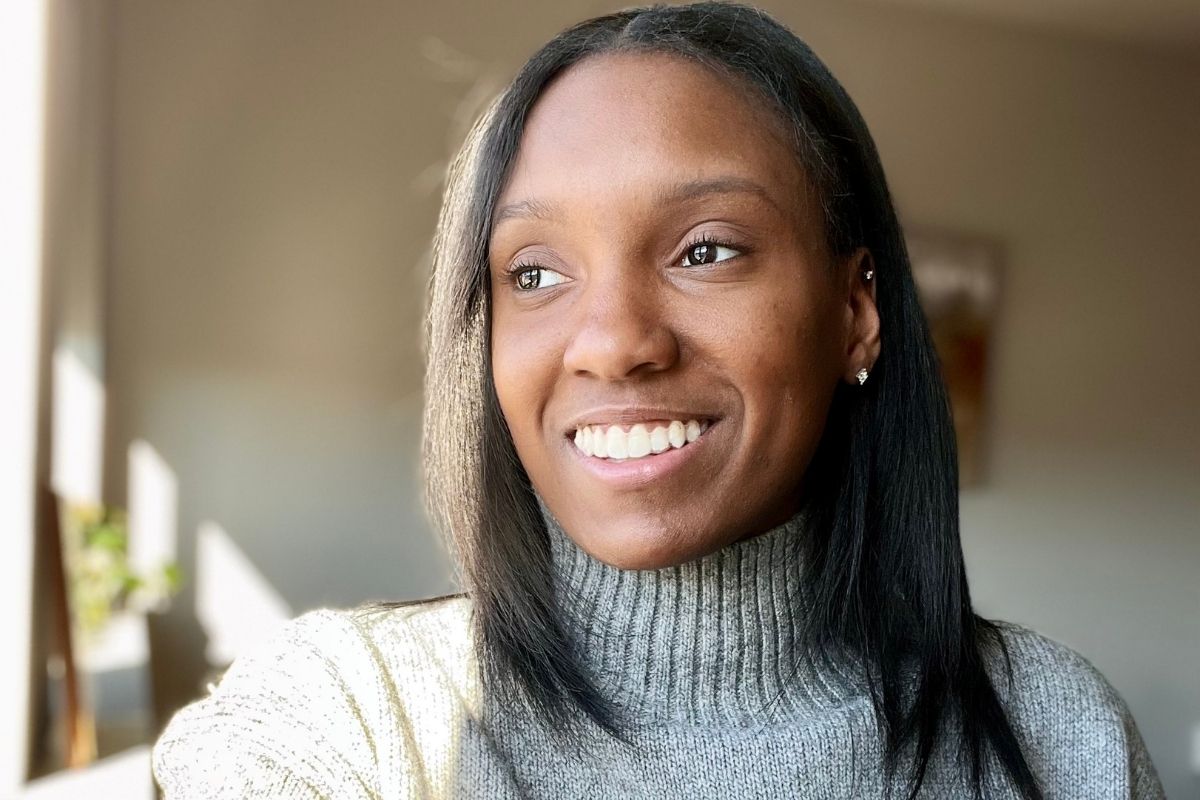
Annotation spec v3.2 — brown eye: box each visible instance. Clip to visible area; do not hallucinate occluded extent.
[687,243,715,265]
[511,265,568,292]
[681,240,739,268]
[516,269,540,290]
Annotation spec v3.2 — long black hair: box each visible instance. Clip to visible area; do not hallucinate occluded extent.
[422,4,1042,798]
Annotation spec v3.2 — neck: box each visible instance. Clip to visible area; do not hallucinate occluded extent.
[539,501,856,725]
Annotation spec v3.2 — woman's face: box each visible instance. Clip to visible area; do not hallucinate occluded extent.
[489,53,879,569]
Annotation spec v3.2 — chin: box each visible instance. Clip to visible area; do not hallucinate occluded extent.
[569,513,723,571]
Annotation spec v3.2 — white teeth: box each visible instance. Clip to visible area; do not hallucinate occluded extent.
[667,421,686,449]
[606,426,628,459]
[627,424,651,458]
[572,419,710,461]
[592,426,607,458]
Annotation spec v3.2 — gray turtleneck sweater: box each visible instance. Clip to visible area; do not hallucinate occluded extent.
[153,511,1165,798]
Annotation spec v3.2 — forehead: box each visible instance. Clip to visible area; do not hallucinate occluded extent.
[496,52,806,215]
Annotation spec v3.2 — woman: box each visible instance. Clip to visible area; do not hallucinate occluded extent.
[154,4,1164,798]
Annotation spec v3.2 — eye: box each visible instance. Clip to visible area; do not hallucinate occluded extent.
[512,265,569,291]
[680,238,741,267]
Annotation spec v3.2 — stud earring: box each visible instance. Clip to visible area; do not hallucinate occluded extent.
[862,269,874,282]
[856,368,869,385]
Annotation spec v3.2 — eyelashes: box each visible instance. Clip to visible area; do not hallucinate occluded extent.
[503,234,747,293]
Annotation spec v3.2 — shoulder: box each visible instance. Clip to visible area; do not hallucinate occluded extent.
[349,593,474,651]
[216,595,477,710]
[985,621,1124,711]
[240,593,473,658]
[349,594,476,689]
[982,621,1165,797]
[153,595,477,799]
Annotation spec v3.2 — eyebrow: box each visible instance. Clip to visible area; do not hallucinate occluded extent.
[491,175,783,227]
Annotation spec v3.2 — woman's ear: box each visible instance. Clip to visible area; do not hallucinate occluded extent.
[841,247,881,384]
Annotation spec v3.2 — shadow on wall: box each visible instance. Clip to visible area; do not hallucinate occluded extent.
[45,346,302,774]
[127,442,296,727]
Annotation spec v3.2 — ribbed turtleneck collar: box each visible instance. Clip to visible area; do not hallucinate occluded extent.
[539,502,857,726]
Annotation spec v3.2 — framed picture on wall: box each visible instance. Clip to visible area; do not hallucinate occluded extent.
[904,229,1003,487]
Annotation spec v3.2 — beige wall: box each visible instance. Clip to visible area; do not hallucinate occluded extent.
[101,0,1199,795]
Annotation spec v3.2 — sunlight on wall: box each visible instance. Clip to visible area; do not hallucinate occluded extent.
[126,440,178,577]
[50,347,105,505]
[0,0,48,792]
[19,745,153,800]
[195,521,292,666]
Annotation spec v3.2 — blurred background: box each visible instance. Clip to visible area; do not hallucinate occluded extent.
[2,0,1197,797]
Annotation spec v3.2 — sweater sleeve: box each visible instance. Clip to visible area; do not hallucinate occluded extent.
[1120,695,1166,800]
[152,610,391,800]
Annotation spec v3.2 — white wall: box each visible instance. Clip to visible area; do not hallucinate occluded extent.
[103,1,1199,795]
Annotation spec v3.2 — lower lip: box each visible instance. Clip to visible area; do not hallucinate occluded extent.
[565,423,718,489]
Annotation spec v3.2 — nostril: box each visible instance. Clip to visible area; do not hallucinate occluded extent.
[561,309,680,380]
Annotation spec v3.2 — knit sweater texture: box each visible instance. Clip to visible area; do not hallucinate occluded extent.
[153,509,1165,798]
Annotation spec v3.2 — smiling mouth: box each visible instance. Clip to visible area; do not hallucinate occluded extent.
[571,419,713,461]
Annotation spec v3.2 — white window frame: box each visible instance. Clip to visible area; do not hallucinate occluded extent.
[0,0,49,793]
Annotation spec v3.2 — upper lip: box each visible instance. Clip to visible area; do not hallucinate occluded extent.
[563,406,720,434]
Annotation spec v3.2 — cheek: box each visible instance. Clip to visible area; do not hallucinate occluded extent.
[717,290,839,452]
[715,289,835,381]
[489,305,558,447]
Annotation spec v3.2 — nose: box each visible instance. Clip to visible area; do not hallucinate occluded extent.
[562,273,680,381]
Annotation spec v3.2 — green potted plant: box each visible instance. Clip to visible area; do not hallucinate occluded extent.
[53,502,183,766]
[64,503,182,639]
